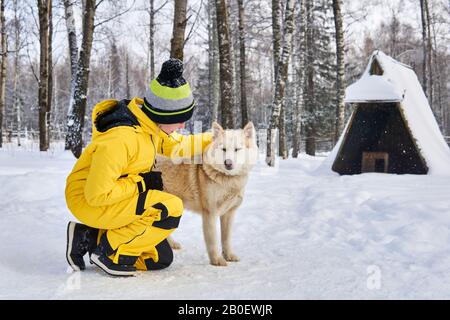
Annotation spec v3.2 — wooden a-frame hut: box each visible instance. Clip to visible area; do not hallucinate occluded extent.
[326,50,450,175]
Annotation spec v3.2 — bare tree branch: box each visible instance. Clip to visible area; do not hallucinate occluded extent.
[94,0,136,29]
[184,0,204,46]
[26,46,39,84]
[154,0,169,14]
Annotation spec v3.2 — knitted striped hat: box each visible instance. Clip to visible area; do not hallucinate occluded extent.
[142,58,195,124]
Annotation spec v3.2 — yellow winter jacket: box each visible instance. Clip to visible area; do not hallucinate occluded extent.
[65,97,212,210]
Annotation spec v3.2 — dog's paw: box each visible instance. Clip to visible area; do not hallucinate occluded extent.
[167,237,182,250]
[210,256,228,267]
[169,240,182,250]
[223,252,240,262]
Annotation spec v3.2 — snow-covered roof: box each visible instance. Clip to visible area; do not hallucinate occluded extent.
[320,50,450,175]
[345,75,403,103]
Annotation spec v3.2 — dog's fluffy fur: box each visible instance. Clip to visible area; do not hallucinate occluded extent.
[157,122,258,266]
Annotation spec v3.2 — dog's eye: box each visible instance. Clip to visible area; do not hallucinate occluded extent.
[235,148,242,152]
[222,148,227,152]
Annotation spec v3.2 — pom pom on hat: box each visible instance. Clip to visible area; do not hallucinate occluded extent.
[156,58,186,87]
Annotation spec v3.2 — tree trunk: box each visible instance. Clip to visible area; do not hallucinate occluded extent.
[272,0,281,85]
[12,0,21,147]
[65,0,96,158]
[419,0,428,96]
[63,0,78,93]
[110,40,121,98]
[424,0,433,110]
[208,0,219,123]
[48,0,53,146]
[271,0,287,158]
[291,67,301,158]
[38,0,50,151]
[170,0,187,61]
[149,0,155,80]
[125,51,131,98]
[63,0,78,151]
[431,15,443,130]
[389,12,399,58]
[266,0,296,166]
[332,0,345,145]
[0,0,6,148]
[237,0,248,126]
[292,0,306,158]
[304,0,315,156]
[107,50,112,96]
[215,0,235,129]
[278,103,287,158]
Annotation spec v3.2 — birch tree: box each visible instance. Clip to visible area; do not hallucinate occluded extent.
[237,0,248,126]
[429,0,447,131]
[47,0,53,144]
[65,0,96,158]
[170,0,188,61]
[146,0,168,82]
[62,0,78,94]
[332,0,345,144]
[304,0,315,156]
[0,0,6,148]
[271,0,287,158]
[272,0,281,83]
[125,51,131,98]
[12,0,22,147]
[148,0,155,81]
[38,0,51,151]
[109,39,121,98]
[420,0,429,100]
[215,0,235,129]
[420,0,433,109]
[292,0,306,158]
[266,0,296,166]
[208,0,219,122]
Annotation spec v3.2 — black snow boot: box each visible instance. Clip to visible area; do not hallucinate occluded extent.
[66,221,99,271]
[89,233,138,277]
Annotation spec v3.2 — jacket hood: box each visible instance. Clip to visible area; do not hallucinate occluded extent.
[91,99,139,140]
[91,98,171,140]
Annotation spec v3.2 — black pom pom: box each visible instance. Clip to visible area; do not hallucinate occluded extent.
[157,58,186,87]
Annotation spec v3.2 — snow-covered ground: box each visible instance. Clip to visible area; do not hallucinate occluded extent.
[1,144,449,299]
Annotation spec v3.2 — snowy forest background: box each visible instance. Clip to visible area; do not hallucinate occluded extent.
[0,0,448,160]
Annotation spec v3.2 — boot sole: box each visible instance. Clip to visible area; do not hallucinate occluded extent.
[90,254,137,277]
[66,221,81,272]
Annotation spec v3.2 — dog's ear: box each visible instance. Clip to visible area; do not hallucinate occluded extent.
[212,121,224,139]
[243,122,255,139]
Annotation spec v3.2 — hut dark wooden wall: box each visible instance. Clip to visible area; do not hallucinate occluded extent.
[332,103,428,175]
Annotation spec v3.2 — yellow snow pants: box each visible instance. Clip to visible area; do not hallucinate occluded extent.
[66,183,183,271]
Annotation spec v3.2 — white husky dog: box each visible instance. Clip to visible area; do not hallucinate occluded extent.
[157,122,258,266]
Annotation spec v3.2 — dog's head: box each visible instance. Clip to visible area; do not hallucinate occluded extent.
[204,122,258,176]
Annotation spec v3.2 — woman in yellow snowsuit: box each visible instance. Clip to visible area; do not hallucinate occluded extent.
[65,59,212,276]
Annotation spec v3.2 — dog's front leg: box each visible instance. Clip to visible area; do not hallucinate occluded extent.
[202,213,227,266]
[167,235,182,250]
[220,209,239,262]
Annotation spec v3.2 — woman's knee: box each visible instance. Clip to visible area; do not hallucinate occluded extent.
[144,191,184,217]
[169,195,184,217]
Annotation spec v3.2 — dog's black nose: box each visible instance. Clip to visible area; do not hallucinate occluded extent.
[224,159,234,170]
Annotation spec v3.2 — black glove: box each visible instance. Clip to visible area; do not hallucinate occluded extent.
[139,171,164,191]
